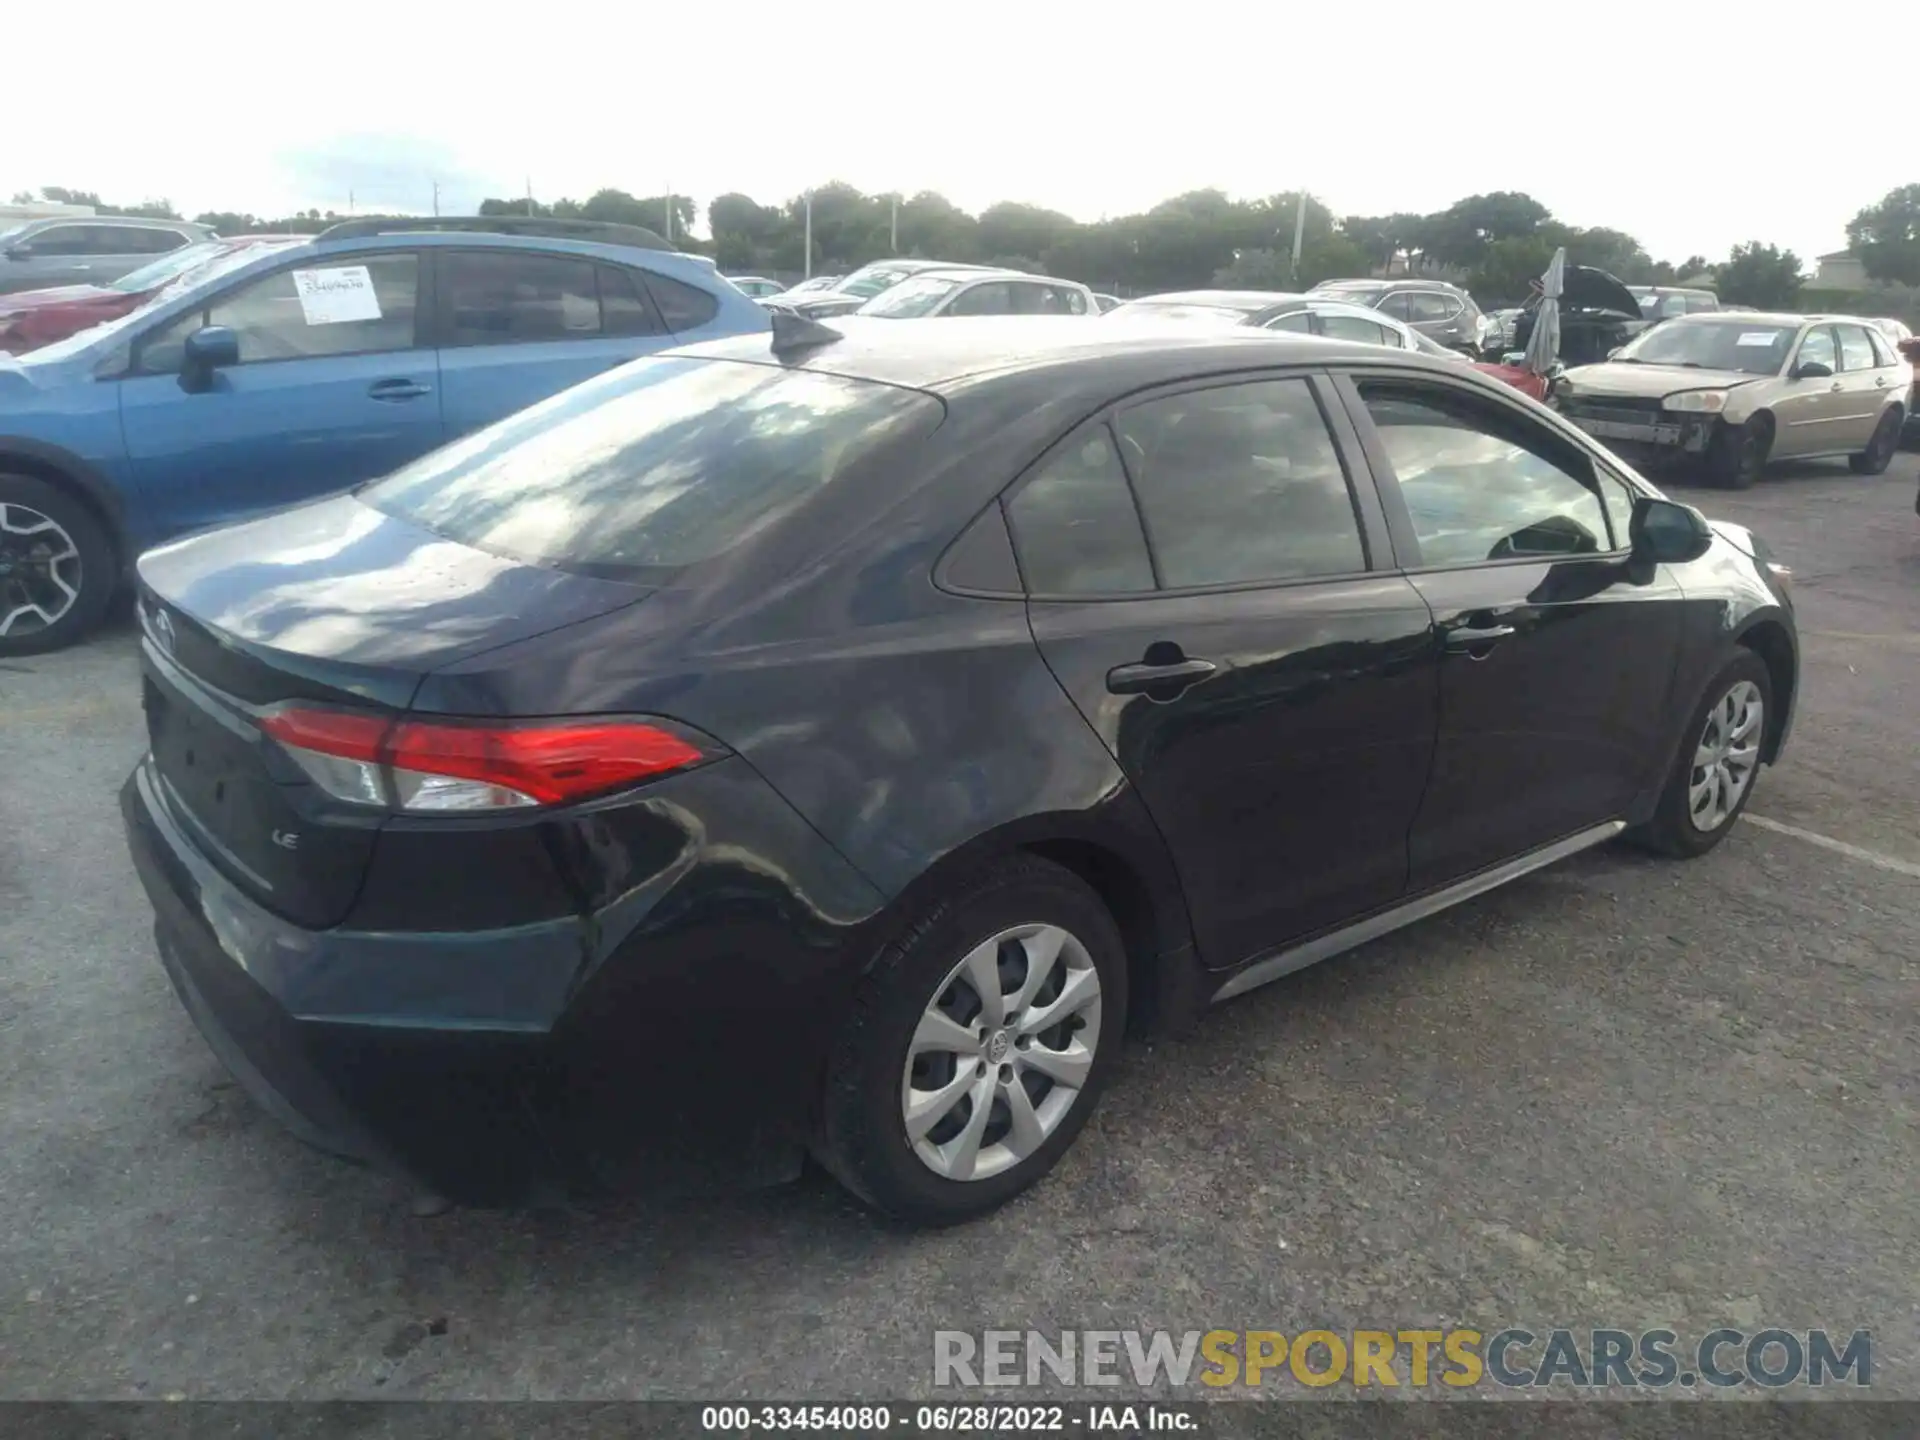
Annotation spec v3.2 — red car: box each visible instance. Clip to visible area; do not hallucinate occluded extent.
[0,235,295,354]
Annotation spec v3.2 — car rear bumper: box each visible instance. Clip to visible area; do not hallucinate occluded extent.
[120,752,886,1204]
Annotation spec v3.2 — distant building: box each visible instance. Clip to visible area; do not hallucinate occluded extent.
[1815,251,1868,289]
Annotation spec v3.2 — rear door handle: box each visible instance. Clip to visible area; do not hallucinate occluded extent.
[1443,624,1516,654]
[1106,658,1217,695]
[368,379,432,401]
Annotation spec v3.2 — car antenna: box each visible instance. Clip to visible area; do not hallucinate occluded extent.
[767,307,843,360]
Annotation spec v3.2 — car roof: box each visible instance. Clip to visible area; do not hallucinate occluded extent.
[1123,289,1313,310]
[1662,311,1808,327]
[669,314,1460,393]
[18,214,203,229]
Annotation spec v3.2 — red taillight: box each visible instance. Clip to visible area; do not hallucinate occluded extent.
[258,707,709,812]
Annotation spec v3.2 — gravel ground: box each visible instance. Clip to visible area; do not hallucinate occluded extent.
[0,456,1915,1402]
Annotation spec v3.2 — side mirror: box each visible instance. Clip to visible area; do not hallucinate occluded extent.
[4,244,32,261]
[1606,347,1623,360]
[178,325,239,392]
[1630,496,1713,564]
[1792,360,1833,380]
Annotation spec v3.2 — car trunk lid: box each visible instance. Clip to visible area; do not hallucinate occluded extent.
[135,494,647,928]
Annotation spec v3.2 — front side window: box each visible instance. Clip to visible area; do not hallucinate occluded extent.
[1006,429,1155,595]
[363,357,940,578]
[21,225,95,257]
[135,253,419,372]
[1356,379,1611,566]
[947,283,1016,317]
[1264,310,1313,333]
[1794,326,1838,373]
[859,275,962,318]
[443,250,601,345]
[1408,292,1460,323]
[1376,291,1413,320]
[1113,378,1366,588]
[1836,325,1880,373]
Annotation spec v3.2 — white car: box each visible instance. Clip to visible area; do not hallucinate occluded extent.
[856,268,1099,319]
[1108,289,1469,360]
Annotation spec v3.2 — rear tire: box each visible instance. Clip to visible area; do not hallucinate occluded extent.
[1630,652,1773,859]
[1707,416,1770,490]
[1848,407,1901,475]
[813,856,1128,1226]
[0,473,115,656]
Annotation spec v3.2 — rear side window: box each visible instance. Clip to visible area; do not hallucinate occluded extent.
[597,265,668,337]
[641,271,720,331]
[1007,429,1155,595]
[443,250,602,345]
[125,227,188,254]
[1114,378,1366,587]
[1318,313,1393,346]
[1836,325,1880,372]
[362,357,940,578]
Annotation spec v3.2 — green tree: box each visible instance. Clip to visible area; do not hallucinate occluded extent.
[1846,184,1920,285]
[1717,242,1804,308]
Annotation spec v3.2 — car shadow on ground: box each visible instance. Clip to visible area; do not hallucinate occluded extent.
[219,842,1664,1282]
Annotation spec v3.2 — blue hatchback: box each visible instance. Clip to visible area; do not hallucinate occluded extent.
[0,218,770,653]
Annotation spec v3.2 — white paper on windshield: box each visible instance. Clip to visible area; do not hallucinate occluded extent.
[292,266,382,326]
[1736,331,1779,347]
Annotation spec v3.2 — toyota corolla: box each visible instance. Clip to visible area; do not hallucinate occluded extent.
[121,316,1799,1225]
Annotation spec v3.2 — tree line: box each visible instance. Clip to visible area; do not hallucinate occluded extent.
[20,180,1920,312]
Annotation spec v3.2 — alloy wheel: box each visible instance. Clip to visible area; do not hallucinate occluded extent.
[901,922,1102,1182]
[1688,680,1764,832]
[0,502,83,640]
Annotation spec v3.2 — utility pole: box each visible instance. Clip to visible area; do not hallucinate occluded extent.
[890,194,898,253]
[804,191,813,279]
[525,177,535,218]
[432,180,440,217]
[1290,192,1308,283]
[665,189,674,244]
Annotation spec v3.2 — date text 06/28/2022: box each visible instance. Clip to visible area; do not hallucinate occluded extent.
[932,1327,1873,1390]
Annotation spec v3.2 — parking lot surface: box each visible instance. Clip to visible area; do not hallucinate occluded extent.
[1,458,1915,1400]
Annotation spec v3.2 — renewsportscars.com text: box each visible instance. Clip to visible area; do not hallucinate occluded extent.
[933,1327,1872,1390]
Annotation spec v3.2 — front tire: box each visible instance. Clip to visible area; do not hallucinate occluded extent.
[0,474,114,656]
[1707,416,1771,490]
[814,856,1128,1226]
[1631,652,1773,859]
[1849,407,1901,475]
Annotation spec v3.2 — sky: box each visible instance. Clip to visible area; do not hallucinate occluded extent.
[9,1,1912,268]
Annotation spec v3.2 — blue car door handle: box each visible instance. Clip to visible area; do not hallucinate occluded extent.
[368,379,432,401]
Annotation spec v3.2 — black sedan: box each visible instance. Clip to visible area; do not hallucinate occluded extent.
[121,316,1799,1226]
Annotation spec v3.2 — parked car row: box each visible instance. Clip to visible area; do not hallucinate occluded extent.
[0,214,216,294]
[0,217,771,654]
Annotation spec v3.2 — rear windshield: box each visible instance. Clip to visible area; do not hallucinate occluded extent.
[361,356,941,579]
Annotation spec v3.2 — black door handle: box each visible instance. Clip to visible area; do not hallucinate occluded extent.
[1443,623,1516,654]
[1106,657,1217,696]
